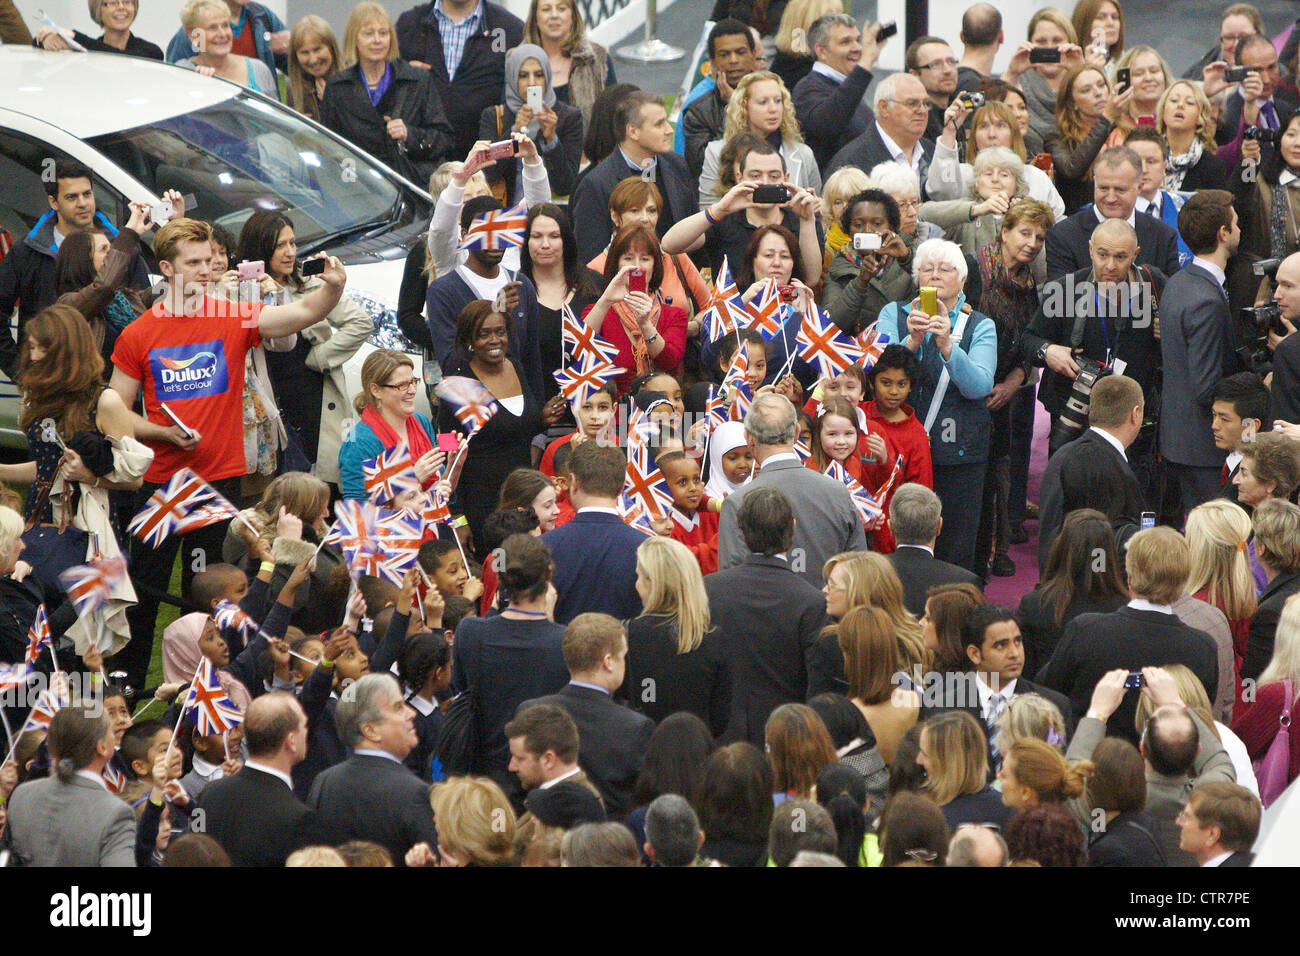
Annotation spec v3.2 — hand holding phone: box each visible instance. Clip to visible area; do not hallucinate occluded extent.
[237,260,266,281]
[875,21,897,43]
[628,269,647,294]
[1116,67,1131,93]
[526,84,544,113]
[919,286,939,315]
[1029,46,1061,64]
[751,184,791,205]
[484,139,519,161]
[300,257,327,277]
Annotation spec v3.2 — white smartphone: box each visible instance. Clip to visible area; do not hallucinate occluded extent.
[151,200,175,225]
[526,84,544,113]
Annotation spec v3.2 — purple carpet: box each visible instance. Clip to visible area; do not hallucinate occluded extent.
[983,402,1051,609]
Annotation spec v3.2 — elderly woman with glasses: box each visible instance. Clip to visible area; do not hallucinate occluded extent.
[34,0,163,57]
[873,238,996,575]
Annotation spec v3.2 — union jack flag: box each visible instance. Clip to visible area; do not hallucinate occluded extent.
[323,499,376,552]
[856,327,891,371]
[128,468,237,546]
[213,600,257,641]
[435,376,499,440]
[825,461,884,528]
[625,438,673,522]
[58,556,127,616]
[562,302,620,365]
[796,304,865,378]
[0,662,30,690]
[456,201,527,251]
[618,492,657,537]
[363,442,421,503]
[102,761,127,795]
[744,278,784,340]
[700,257,747,342]
[182,657,244,736]
[793,436,812,461]
[25,605,52,665]
[356,508,422,585]
[704,386,728,432]
[554,353,623,407]
[423,485,452,526]
[722,341,749,394]
[874,454,906,502]
[23,686,66,733]
[729,382,753,422]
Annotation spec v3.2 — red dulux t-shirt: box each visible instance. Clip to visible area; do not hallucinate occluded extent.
[112,296,261,484]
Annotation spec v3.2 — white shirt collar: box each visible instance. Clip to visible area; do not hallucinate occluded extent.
[192,754,224,781]
[1089,426,1128,461]
[354,748,403,764]
[1128,597,1174,614]
[761,452,800,468]
[875,122,922,171]
[568,680,610,695]
[897,543,935,556]
[1202,850,1234,867]
[538,766,583,790]
[617,145,651,174]
[671,506,700,532]
[1281,169,1298,187]
[577,505,621,516]
[1226,450,1244,472]
[1192,256,1227,288]
[244,760,294,790]
[975,673,1017,714]
[76,769,109,791]
[811,60,848,83]
[408,694,436,717]
[1136,193,1162,216]
[1093,205,1137,228]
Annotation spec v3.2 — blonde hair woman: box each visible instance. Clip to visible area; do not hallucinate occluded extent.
[918,711,1015,828]
[698,71,822,208]
[176,0,277,97]
[1186,500,1257,691]
[287,15,342,121]
[1155,80,1224,192]
[1233,594,1300,798]
[997,693,1069,752]
[420,777,517,867]
[1114,44,1170,125]
[627,537,730,736]
[838,606,920,763]
[1017,8,1085,152]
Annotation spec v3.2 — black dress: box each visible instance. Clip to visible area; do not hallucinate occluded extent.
[437,356,542,559]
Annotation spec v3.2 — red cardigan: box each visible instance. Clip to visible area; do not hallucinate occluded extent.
[1231,680,1300,789]
[581,301,687,395]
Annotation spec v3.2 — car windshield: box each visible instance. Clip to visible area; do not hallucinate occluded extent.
[85,91,401,246]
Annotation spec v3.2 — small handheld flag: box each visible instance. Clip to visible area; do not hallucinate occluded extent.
[562,303,620,365]
[58,557,127,617]
[213,600,257,641]
[128,468,238,546]
[796,305,866,378]
[363,442,422,503]
[182,658,244,736]
[24,605,52,666]
[435,376,500,441]
[825,461,884,528]
[456,202,527,251]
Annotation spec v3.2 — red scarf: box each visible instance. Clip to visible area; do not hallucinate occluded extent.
[361,405,435,488]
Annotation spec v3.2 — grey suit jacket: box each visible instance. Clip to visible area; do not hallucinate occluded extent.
[1068,711,1234,867]
[6,774,135,867]
[718,456,868,588]
[1159,263,1232,468]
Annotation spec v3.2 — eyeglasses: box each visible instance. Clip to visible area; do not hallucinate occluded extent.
[916,58,957,71]
[100,0,137,7]
[895,199,922,211]
[1220,33,1252,44]
[918,264,959,276]
[886,98,930,111]
[380,378,420,392]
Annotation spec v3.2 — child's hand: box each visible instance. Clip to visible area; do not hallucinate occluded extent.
[399,568,418,614]
[83,642,104,674]
[865,432,888,461]
[155,682,183,702]
[150,751,171,794]
[344,590,366,632]
[284,559,313,595]
[323,626,352,663]
[423,582,446,626]
[651,517,673,536]
[462,576,484,602]
[221,755,243,778]
[867,513,887,532]
[276,505,303,541]
[406,842,438,867]
[774,374,801,404]
[0,760,18,798]
[163,778,190,807]
[269,638,292,672]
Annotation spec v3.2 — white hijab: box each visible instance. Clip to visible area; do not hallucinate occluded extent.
[705,421,752,499]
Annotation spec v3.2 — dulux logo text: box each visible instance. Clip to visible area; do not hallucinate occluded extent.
[49,886,151,936]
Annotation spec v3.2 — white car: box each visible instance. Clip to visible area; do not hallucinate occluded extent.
[0,48,433,446]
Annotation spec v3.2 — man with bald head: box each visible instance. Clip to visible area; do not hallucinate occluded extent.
[947,824,1009,866]
[1026,213,1167,456]
[1267,251,1300,425]
[826,71,935,182]
[196,692,320,866]
[956,4,1003,93]
[1044,146,1182,281]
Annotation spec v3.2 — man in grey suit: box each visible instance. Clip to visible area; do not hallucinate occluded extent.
[1067,667,1235,867]
[1160,190,1244,520]
[6,704,135,866]
[718,392,867,587]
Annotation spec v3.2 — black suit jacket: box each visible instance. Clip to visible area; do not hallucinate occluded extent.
[1217,849,1255,867]
[921,671,1074,771]
[1036,606,1221,745]
[1087,810,1168,866]
[620,613,732,737]
[517,684,654,821]
[1044,207,1181,283]
[197,766,318,867]
[704,554,830,745]
[887,545,983,618]
[1037,429,1145,574]
[1244,570,1300,681]
[1017,588,1128,679]
[570,149,696,262]
[541,512,645,624]
[307,754,438,865]
[1271,333,1300,427]
[825,123,934,187]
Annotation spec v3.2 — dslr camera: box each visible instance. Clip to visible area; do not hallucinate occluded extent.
[1049,355,1112,448]
[1244,125,1280,145]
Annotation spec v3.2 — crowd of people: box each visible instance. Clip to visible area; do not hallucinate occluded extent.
[2,0,1300,867]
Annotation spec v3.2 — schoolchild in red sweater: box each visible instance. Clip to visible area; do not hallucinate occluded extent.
[863,344,934,552]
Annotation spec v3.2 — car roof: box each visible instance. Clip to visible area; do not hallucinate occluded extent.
[0,48,241,138]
